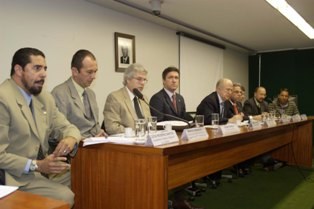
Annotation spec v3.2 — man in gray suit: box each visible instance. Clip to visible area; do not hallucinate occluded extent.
[51,49,105,139]
[103,63,151,135]
[0,48,81,207]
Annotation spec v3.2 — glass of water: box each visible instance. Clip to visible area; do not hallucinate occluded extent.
[134,119,146,144]
[194,115,204,127]
[211,113,219,129]
[148,116,157,133]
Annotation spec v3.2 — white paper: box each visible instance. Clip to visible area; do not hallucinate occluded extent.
[0,185,18,199]
[181,127,208,141]
[219,124,241,135]
[83,136,137,147]
[146,130,179,146]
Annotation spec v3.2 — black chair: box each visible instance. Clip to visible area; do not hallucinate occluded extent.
[0,169,5,185]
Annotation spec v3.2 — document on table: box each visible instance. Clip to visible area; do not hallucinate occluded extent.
[83,136,136,147]
[0,185,18,198]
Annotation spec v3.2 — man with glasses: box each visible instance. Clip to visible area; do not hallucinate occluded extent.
[103,63,151,135]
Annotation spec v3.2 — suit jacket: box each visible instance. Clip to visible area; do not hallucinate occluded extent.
[103,87,151,135]
[228,100,249,121]
[196,92,233,125]
[243,98,269,116]
[149,89,192,122]
[0,79,80,186]
[51,78,101,138]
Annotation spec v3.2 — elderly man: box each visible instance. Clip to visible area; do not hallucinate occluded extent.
[0,48,81,207]
[197,78,242,125]
[103,63,151,135]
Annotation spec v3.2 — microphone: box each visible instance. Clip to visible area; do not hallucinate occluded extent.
[133,88,191,128]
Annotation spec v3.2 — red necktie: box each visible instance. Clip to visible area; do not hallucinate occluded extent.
[233,103,239,115]
[172,94,177,113]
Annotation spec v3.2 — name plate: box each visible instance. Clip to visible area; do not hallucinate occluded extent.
[265,119,277,127]
[250,121,262,130]
[281,117,291,124]
[181,127,208,141]
[219,124,240,136]
[146,130,178,146]
[291,114,301,122]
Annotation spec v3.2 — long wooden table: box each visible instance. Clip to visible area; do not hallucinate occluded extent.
[71,119,312,209]
[0,190,70,209]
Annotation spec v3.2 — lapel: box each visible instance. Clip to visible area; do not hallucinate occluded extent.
[32,97,47,141]
[67,79,86,116]
[16,96,40,139]
[122,88,137,120]
[86,89,97,121]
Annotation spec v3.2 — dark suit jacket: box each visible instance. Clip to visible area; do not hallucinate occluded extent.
[228,100,249,121]
[243,98,269,116]
[149,89,192,122]
[196,92,232,125]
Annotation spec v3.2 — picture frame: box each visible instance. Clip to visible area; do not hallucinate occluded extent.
[114,32,136,72]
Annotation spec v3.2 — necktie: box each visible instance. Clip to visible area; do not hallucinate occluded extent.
[172,94,177,113]
[29,100,48,178]
[233,103,239,115]
[82,90,92,119]
[220,102,225,118]
[134,97,144,119]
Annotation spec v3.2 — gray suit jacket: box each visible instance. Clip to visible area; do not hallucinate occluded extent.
[0,79,80,186]
[103,87,151,135]
[51,78,101,138]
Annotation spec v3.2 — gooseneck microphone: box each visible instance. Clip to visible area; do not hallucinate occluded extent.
[133,88,191,128]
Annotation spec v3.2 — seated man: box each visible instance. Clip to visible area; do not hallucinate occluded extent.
[103,63,151,135]
[268,88,299,116]
[243,86,283,171]
[149,66,192,122]
[197,78,242,186]
[0,48,81,207]
[51,49,106,139]
[197,78,242,125]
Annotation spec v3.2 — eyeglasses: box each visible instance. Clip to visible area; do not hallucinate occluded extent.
[133,77,148,83]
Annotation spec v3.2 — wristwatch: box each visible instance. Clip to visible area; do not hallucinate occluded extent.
[29,160,38,172]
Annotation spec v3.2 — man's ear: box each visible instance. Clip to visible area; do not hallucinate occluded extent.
[71,67,79,75]
[14,64,23,77]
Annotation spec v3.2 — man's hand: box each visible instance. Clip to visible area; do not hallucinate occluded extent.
[53,136,77,157]
[37,154,70,174]
[95,129,108,138]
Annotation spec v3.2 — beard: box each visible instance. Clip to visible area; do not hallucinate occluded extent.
[21,76,44,95]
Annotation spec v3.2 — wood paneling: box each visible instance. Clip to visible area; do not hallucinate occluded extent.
[72,119,313,209]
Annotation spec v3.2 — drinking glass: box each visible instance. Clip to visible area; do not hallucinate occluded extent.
[134,119,146,144]
[148,116,157,133]
[194,115,204,127]
[211,113,219,129]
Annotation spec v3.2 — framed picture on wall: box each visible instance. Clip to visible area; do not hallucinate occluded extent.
[114,32,136,72]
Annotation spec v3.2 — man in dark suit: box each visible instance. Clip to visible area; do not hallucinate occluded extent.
[196,78,243,187]
[196,78,242,125]
[149,66,192,122]
[243,86,269,120]
[243,86,283,171]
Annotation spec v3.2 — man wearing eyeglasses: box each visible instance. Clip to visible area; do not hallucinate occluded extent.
[103,63,151,135]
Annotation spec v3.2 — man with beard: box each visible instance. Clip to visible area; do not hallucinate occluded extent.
[51,49,106,139]
[0,48,81,208]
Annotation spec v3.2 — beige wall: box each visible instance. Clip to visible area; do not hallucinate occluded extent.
[0,0,248,119]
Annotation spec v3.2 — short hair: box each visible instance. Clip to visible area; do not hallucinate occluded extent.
[10,47,45,76]
[123,63,147,86]
[233,82,242,88]
[254,86,265,93]
[279,88,289,95]
[162,66,179,80]
[71,49,96,72]
[216,78,232,89]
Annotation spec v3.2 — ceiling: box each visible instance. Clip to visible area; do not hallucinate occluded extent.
[87,0,314,53]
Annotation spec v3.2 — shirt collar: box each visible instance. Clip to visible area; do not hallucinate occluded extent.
[164,88,176,99]
[71,78,85,97]
[17,86,32,106]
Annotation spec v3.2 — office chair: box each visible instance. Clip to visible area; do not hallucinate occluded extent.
[0,169,5,185]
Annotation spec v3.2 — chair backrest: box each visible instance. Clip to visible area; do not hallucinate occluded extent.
[0,169,5,185]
